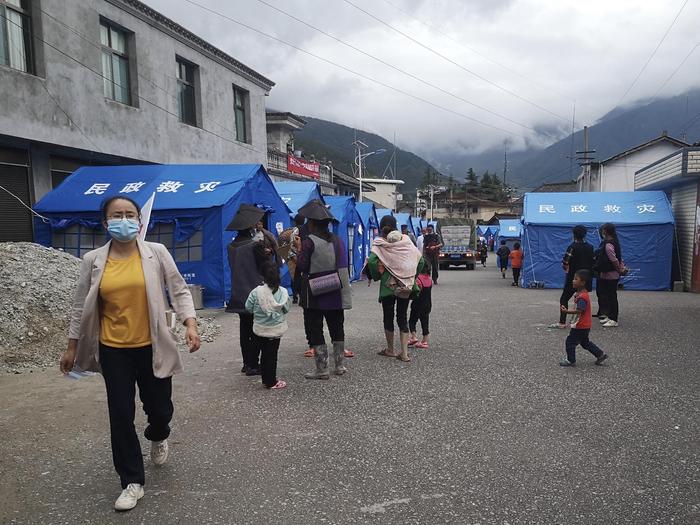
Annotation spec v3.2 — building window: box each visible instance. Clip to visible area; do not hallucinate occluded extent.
[233,85,248,142]
[0,0,33,73]
[52,225,106,258]
[177,57,197,126]
[145,222,202,262]
[100,21,131,104]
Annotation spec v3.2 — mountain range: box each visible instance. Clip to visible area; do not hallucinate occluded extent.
[292,88,700,193]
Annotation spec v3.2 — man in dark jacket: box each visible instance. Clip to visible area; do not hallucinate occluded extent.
[553,224,594,328]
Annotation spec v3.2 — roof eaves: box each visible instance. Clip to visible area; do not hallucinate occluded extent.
[601,135,689,164]
[109,0,275,90]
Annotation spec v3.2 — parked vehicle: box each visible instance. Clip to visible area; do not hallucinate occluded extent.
[439,224,476,270]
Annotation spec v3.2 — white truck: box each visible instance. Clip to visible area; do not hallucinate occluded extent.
[438,224,476,270]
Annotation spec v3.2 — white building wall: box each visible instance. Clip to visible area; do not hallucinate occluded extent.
[600,143,681,192]
[0,0,271,171]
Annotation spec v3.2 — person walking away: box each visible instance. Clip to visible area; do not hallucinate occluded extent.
[296,200,352,379]
[551,225,595,329]
[479,241,488,267]
[416,228,426,254]
[595,222,627,328]
[496,240,510,279]
[423,225,443,285]
[559,270,609,367]
[367,215,424,363]
[408,261,433,349]
[245,262,292,390]
[60,196,200,512]
[226,205,270,376]
[509,242,523,286]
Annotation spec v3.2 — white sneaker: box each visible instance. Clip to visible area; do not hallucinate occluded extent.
[602,320,618,327]
[151,439,169,466]
[599,316,609,323]
[114,483,144,511]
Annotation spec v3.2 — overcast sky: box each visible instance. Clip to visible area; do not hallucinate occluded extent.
[145,0,700,161]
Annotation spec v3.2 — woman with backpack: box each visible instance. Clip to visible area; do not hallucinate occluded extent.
[367,215,424,363]
[595,222,627,328]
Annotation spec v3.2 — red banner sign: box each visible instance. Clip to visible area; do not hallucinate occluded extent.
[287,154,320,179]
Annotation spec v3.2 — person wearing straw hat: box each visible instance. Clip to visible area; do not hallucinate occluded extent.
[296,200,352,379]
[225,205,271,376]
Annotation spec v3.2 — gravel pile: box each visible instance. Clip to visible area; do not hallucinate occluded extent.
[0,242,221,374]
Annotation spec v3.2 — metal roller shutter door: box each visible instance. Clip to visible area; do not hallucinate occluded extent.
[671,183,698,291]
[0,164,33,242]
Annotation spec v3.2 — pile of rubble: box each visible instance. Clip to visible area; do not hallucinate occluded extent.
[0,242,221,374]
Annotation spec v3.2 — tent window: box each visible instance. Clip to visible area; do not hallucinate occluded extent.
[146,223,174,250]
[174,228,203,262]
[52,225,105,258]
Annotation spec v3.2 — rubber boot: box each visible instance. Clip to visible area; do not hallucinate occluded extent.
[304,344,330,380]
[332,341,347,375]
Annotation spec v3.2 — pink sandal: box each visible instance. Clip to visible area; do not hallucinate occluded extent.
[414,341,429,349]
[407,338,419,347]
[269,380,287,390]
[303,348,315,357]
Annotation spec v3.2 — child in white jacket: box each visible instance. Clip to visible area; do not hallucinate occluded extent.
[245,262,292,389]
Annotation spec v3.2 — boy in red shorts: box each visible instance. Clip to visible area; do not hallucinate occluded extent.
[559,270,609,367]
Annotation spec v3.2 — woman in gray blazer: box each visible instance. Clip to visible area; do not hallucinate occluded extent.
[59,195,200,512]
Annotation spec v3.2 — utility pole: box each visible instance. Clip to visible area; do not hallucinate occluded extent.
[503,140,508,192]
[575,125,596,191]
[353,139,368,202]
[430,186,434,221]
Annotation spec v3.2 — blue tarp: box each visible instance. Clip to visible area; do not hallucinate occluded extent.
[411,216,422,236]
[375,208,393,225]
[325,196,363,281]
[34,164,291,307]
[393,213,415,237]
[521,191,675,291]
[356,202,378,268]
[273,181,325,215]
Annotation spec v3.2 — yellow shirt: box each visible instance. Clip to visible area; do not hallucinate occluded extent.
[99,250,151,348]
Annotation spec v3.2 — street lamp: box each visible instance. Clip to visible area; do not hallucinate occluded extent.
[353,140,386,202]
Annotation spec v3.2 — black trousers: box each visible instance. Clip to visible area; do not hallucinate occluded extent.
[292,266,302,300]
[238,313,260,369]
[598,278,619,321]
[304,308,345,346]
[99,344,173,489]
[512,267,521,285]
[254,335,281,387]
[382,295,410,333]
[565,328,604,363]
[427,254,439,282]
[408,304,430,336]
[559,282,576,324]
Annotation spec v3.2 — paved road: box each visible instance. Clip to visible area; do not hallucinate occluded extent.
[1,265,699,524]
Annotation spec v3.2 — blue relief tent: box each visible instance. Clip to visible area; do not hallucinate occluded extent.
[375,208,393,226]
[477,225,488,237]
[393,213,415,237]
[497,219,522,249]
[411,216,422,236]
[33,164,291,307]
[521,191,675,291]
[355,201,378,268]
[273,181,325,216]
[325,196,364,281]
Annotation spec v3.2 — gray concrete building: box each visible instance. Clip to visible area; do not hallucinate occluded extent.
[0,0,274,241]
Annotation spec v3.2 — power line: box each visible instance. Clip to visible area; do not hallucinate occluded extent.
[340,0,571,123]
[652,40,700,98]
[181,0,520,137]
[251,0,541,134]
[377,0,580,107]
[1,12,255,150]
[37,8,245,143]
[616,0,690,106]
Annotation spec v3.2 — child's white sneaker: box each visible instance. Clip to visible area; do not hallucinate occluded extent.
[114,483,144,511]
[602,320,618,327]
